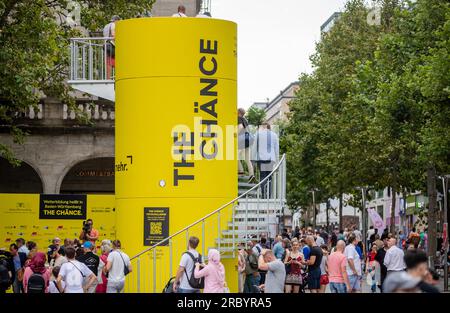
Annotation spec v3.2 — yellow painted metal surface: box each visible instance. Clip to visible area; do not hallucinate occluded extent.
[115,17,238,292]
[0,194,116,251]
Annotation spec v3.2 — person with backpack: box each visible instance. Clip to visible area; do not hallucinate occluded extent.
[0,249,14,293]
[104,239,132,293]
[23,252,51,293]
[193,249,226,293]
[9,243,26,293]
[56,246,96,293]
[173,236,203,293]
[243,241,260,293]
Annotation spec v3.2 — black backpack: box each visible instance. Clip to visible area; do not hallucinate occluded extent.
[0,255,11,288]
[27,272,46,293]
[183,252,204,289]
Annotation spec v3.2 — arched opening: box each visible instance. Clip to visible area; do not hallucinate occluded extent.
[0,157,43,193]
[60,157,114,194]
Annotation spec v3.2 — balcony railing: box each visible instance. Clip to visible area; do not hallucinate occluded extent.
[69,37,114,82]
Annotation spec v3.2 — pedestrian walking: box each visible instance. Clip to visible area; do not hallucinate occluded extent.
[174,236,203,293]
[194,249,226,293]
[344,234,362,293]
[104,240,132,293]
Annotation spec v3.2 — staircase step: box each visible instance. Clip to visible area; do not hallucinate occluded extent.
[237,182,257,188]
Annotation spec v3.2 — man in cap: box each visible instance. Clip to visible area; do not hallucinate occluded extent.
[76,241,99,293]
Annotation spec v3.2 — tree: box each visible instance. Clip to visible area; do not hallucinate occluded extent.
[284,0,381,223]
[246,106,266,126]
[0,0,155,164]
[284,0,449,246]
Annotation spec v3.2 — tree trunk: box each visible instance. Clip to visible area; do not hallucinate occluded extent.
[304,205,310,227]
[326,199,330,231]
[313,203,317,230]
[390,186,396,234]
[339,193,343,230]
[427,166,437,268]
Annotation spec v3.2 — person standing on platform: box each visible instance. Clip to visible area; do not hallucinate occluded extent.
[237,108,255,182]
[172,5,187,17]
[255,123,279,198]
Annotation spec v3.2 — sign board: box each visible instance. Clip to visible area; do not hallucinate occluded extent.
[144,207,169,246]
[443,222,448,248]
[39,194,87,220]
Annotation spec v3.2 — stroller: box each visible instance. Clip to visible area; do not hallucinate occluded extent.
[299,269,308,293]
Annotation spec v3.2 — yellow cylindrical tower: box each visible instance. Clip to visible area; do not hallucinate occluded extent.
[115,17,237,292]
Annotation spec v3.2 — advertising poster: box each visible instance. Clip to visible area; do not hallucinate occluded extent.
[144,207,169,246]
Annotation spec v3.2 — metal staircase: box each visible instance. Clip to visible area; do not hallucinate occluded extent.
[125,155,286,292]
[67,36,287,292]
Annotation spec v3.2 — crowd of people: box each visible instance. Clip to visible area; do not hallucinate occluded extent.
[233,225,445,293]
[0,219,132,293]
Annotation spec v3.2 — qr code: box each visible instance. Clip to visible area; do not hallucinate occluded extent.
[150,222,162,235]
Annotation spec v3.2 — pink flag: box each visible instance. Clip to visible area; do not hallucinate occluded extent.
[368,208,385,233]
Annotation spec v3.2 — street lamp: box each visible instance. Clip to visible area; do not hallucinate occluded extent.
[438,174,449,292]
[310,188,319,230]
[356,186,368,253]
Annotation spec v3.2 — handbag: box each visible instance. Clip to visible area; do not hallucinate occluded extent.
[17,268,24,282]
[118,251,130,276]
[320,274,329,285]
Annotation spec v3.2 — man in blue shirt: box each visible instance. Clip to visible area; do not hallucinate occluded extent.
[272,236,285,260]
[301,238,311,260]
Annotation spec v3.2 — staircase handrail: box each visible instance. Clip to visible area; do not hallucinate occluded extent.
[130,153,286,260]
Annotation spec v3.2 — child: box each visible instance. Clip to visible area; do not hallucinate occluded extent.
[48,266,65,293]
[365,244,378,293]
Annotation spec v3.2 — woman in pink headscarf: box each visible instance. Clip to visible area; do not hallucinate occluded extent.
[194,249,226,293]
[23,252,51,293]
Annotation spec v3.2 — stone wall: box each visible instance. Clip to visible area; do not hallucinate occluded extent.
[151,0,201,17]
[0,98,114,194]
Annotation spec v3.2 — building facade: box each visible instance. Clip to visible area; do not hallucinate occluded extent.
[0,0,201,195]
[250,81,299,125]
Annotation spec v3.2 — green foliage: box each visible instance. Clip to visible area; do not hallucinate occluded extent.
[246,106,266,126]
[284,0,450,216]
[0,0,155,163]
